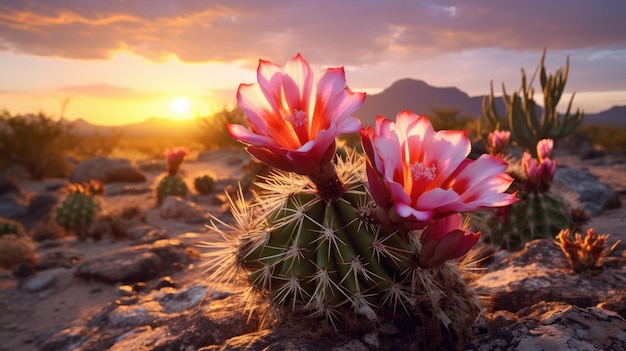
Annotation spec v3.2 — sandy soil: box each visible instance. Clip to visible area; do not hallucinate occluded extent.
[0,150,625,351]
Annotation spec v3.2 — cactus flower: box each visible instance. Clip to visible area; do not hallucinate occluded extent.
[486,129,511,157]
[522,138,556,192]
[165,147,189,176]
[418,213,480,268]
[228,53,365,177]
[361,111,517,229]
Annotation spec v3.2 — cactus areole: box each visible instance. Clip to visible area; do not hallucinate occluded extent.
[205,54,517,342]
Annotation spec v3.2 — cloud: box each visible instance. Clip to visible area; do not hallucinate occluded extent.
[0,0,624,67]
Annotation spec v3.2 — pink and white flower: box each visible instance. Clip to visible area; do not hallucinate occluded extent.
[165,147,189,176]
[522,138,556,192]
[228,53,365,176]
[418,213,480,268]
[361,110,517,229]
[486,129,511,157]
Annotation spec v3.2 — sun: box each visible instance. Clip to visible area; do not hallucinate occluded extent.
[170,97,192,115]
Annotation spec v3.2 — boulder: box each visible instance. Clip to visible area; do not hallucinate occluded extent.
[160,196,208,223]
[68,157,146,184]
[554,166,621,215]
[73,239,193,284]
[466,302,626,351]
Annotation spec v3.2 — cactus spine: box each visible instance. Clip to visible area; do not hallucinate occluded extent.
[204,154,481,348]
[482,49,583,157]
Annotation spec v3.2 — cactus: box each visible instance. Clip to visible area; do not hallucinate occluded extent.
[0,217,24,237]
[193,174,216,195]
[203,154,482,348]
[482,49,584,157]
[55,189,100,240]
[156,175,189,204]
[472,189,579,251]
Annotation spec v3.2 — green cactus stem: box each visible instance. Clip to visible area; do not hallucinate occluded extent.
[55,192,100,239]
[194,174,216,195]
[482,49,584,157]
[156,175,189,204]
[202,154,483,349]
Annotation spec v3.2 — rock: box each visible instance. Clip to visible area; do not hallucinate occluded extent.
[0,184,28,219]
[470,239,626,315]
[14,193,58,229]
[74,239,193,284]
[466,302,626,351]
[135,159,166,173]
[104,183,151,196]
[39,285,259,351]
[554,166,621,215]
[35,248,83,270]
[21,268,63,292]
[160,196,208,223]
[554,132,596,158]
[68,157,146,184]
[0,175,21,195]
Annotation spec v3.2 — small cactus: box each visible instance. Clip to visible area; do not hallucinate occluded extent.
[156,175,189,204]
[0,217,24,237]
[55,188,100,240]
[482,49,583,157]
[194,174,216,195]
[555,228,621,275]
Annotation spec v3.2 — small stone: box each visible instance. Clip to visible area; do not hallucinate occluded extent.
[115,296,139,306]
[22,269,62,292]
[117,285,135,297]
[154,276,176,290]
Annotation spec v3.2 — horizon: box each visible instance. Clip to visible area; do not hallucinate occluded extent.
[1,1,625,126]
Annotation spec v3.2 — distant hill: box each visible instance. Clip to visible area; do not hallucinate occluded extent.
[352,78,626,128]
[70,116,199,138]
[69,79,626,137]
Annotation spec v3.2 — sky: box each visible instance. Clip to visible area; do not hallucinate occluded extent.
[0,0,625,126]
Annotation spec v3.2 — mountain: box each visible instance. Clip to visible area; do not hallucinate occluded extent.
[352,78,626,128]
[70,116,199,138]
[352,78,504,128]
[69,79,626,137]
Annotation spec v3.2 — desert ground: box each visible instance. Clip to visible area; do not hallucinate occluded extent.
[0,149,625,351]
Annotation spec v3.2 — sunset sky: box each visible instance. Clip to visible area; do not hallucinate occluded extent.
[0,1,625,126]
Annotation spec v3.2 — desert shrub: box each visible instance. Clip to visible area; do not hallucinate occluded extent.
[429,106,475,132]
[0,217,24,237]
[0,111,76,179]
[577,124,626,151]
[195,107,248,150]
[72,129,124,160]
[0,234,37,269]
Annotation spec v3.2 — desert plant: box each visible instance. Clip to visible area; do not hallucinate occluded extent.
[195,107,248,150]
[55,184,100,240]
[472,139,587,250]
[0,234,37,269]
[0,217,24,237]
[0,111,76,179]
[482,49,583,157]
[555,228,620,275]
[156,147,190,204]
[194,174,216,195]
[203,55,517,349]
[156,175,189,204]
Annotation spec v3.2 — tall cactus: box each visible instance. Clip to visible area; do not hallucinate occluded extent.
[482,49,584,157]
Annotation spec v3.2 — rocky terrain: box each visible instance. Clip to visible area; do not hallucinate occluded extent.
[0,148,625,351]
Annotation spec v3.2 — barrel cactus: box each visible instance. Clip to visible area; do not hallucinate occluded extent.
[156,147,190,204]
[55,189,100,240]
[193,174,216,195]
[472,139,587,250]
[0,217,24,237]
[203,54,517,349]
[156,175,189,204]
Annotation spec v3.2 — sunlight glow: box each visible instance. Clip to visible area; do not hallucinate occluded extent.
[171,97,192,115]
